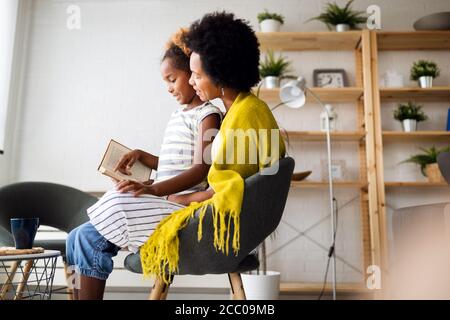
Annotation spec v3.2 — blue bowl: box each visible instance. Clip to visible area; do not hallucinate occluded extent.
[10,218,40,249]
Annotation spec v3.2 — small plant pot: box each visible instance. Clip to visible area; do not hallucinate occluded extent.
[401,119,417,132]
[241,271,280,300]
[418,76,433,88]
[425,163,444,183]
[335,24,350,32]
[264,76,280,88]
[260,19,282,32]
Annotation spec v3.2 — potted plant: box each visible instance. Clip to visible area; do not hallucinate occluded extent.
[259,50,292,89]
[393,101,428,132]
[401,146,449,182]
[257,10,284,32]
[307,0,367,32]
[241,236,281,300]
[410,60,440,88]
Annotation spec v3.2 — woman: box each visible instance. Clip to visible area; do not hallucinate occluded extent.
[139,12,286,283]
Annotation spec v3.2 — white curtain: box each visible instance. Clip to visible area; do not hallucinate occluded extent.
[0,0,19,153]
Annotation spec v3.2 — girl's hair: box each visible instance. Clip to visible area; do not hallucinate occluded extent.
[162,28,191,73]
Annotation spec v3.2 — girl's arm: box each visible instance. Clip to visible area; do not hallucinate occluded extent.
[150,113,221,197]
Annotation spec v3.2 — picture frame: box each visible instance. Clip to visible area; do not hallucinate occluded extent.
[313,69,348,88]
[321,159,347,181]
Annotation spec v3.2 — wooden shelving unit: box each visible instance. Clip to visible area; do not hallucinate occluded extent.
[382,131,450,142]
[376,31,450,51]
[291,181,368,189]
[256,87,364,103]
[256,31,362,51]
[380,87,450,102]
[385,181,448,188]
[370,31,450,286]
[257,30,378,293]
[283,131,366,141]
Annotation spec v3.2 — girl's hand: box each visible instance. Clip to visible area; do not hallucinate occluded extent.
[115,179,155,197]
[114,150,141,175]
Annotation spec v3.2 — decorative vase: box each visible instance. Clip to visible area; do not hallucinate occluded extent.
[335,24,350,32]
[425,163,444,183]
[418,76,433,88]
[260,19,282,32]
[241,271,281,300]
[264,76,280,89]
[402,119,417,132]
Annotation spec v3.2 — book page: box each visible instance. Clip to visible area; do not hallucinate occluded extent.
[98,140,151,182]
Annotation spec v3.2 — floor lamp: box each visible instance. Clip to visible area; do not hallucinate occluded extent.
[278,76,337,300]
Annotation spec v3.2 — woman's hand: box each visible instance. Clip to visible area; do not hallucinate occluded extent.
[115,179,155,197]
[113,150,142,175]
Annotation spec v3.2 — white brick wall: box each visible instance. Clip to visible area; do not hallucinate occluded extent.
[3,0,450,289]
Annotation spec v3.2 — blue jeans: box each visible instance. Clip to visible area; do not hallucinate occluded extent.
[66,222,120,280]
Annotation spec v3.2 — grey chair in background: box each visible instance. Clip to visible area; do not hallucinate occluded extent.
[0,182,98,298]
[124,157,295,300]
[438,151,450,185]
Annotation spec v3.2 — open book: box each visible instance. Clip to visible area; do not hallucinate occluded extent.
[98,139,152,182]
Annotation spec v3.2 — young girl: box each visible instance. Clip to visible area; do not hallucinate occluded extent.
[66,29,222,299]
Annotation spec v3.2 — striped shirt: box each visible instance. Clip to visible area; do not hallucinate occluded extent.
[155,102,223,194]
[87,102,222,251]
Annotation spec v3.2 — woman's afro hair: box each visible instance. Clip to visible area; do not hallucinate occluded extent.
[185,11,260,92]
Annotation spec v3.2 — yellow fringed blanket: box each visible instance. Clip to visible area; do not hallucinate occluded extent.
[140,92,286,282]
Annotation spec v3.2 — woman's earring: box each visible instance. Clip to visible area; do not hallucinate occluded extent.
[221,87,225,96]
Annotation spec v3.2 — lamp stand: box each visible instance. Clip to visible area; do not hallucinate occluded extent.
[306,88,337,300]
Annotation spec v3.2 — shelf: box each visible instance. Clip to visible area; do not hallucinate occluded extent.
[280,282,371,294]
[380,87,450,102]
[283,131,365,141]
[256,31,362,51]
[291,181,367,189]
[377,31,450,51]
[385,181,448,188]
[257,87,364,103]
[382,131,450,142]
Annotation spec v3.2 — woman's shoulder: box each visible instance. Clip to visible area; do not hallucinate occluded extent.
[238,92,271,115]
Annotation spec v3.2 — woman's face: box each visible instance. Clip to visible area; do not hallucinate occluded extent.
[160,58,196,105]
[189,52,221,102]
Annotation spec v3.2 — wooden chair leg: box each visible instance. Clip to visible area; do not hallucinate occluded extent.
[0,261,19,300]
[228,273,246,300]
[160,275,174,300]
[149,277,171,300]
[14,260,33,300]
[63,262,74,300]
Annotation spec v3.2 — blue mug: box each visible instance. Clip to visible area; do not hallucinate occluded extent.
[10,218,40,249]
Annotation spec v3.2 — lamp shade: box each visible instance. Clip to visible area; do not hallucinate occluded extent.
[279,76,307,109]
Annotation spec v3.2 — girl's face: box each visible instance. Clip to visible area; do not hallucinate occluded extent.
[189,52,221,102]
[160,58,196,105]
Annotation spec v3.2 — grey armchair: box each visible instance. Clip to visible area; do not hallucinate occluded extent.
[124,156,295,300]
[0,182,97,253]
[0,182,98,298]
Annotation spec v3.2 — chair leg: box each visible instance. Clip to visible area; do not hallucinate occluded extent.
[0,261,19,300]
[63,262,74,300]
[149,275,173,300]
[228,273,246,300]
